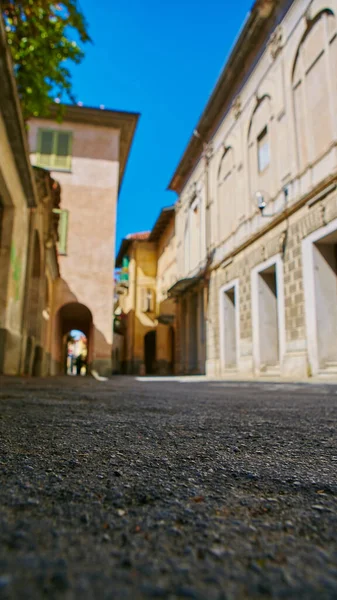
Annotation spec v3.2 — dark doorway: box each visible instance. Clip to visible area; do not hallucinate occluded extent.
[169,326,175,374]
[144,330,156,375]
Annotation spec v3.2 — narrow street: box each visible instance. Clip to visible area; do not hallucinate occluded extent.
[0,377,336,599]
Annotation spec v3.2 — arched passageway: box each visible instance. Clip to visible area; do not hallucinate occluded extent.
[57,302,93,375]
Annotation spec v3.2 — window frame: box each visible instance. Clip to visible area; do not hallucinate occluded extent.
[36,128,73,172]
[257,126,270,173]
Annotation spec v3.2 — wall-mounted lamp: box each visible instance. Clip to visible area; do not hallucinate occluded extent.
[254,186,289,217]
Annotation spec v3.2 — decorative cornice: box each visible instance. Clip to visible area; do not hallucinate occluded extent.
[269,25,283,60]
[232,96,242,120]
[188,182,198,205]
[203,142,214,165]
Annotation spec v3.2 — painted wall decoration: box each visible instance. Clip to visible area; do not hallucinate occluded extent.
[10,245,22,301]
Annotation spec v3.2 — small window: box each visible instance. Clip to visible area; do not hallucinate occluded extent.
[36,129,72,171]
[141,288,155,313]
[53,209,69,255]
[120,256,129,283]
[257,127,270,172]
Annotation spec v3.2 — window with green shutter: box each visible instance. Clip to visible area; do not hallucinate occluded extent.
[36,129,72,171]
[53,209,69,255]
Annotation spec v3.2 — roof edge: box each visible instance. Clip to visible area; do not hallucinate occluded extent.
[168,0,282,194]
[0,17,37,207]
[148,205,175,242]
[32,103,140,195]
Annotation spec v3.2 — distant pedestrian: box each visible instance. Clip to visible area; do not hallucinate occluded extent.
[76,353,83,376]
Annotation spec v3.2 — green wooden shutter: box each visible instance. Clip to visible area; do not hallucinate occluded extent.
[36,129,72,170]
[54,132,72,170]
[53,209,69,254]
[37,130,54,167]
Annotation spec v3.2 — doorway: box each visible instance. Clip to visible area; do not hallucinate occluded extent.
[169,326,175,374]
[313,236,337,368]
[258,264,279,367]
[220,280,240,370]
[252,255,285,373]
[144,330,156,375]
[56,302,93,375]
[188,293,198,372]
[303,220,337,374]
[65,330,88,375]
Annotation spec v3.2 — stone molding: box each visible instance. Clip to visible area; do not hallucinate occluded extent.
[268,25,283,60]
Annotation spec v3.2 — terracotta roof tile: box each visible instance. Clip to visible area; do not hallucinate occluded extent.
[126,231,151,240]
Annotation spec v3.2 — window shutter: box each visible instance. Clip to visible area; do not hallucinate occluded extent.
[55,132,72,170]
[36,129,72,171]
[53,209,69,254]
[38,130,54,167]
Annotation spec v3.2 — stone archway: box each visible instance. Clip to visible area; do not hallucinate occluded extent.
[56,302,93,374]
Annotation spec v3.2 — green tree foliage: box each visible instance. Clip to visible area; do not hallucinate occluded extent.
[2,0,91,119]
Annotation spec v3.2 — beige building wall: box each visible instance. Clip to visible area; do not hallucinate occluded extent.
[0,111,30,374]
[28,107,138,376]
[117,238,157,374]
[171,0,337,379]
[29,118,119,375]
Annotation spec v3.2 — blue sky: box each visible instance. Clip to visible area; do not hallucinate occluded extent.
[71,0,252,252]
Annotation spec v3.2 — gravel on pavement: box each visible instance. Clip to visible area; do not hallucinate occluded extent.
[0,376,336,599]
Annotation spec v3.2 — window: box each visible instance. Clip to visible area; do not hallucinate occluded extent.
[36,129,72,171]
[257,127,270,172]
[120,256,129,283]
[141,288,155,313]
[293,11,336,169]
[53,209,69,255]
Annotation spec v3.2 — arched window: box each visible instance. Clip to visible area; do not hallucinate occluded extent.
[217,147,235,242]
[293,10,337,170]
[248,96,272,199]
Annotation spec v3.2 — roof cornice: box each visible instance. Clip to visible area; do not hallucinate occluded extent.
[0,17,37,207]
[149,206,175,242]
[168,0,284,194]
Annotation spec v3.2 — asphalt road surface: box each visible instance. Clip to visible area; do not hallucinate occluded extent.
[0,376,336,599]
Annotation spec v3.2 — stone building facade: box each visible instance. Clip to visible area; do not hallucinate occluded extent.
[115,207,177,375]
[169,0,337,379]
[115,232,157,375]
[0,17,59,376]
[29,105,139,376]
